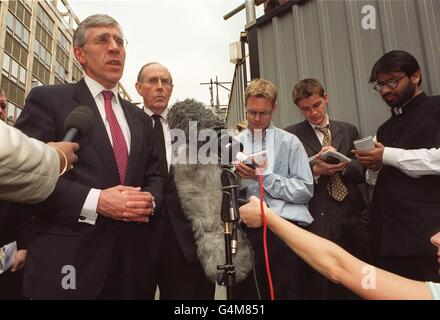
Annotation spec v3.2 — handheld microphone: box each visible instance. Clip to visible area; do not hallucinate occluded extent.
[63,106,94,142]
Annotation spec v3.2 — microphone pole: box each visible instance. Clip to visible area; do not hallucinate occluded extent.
[217,165,241,300]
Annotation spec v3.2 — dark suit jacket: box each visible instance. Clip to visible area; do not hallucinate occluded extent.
[0,202,32,250]
[13,79,164,299]
[285,120,366,248]
[162,171,198,264]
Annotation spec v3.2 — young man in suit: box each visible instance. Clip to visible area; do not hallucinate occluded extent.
[285,78,366,299]
[13,14,164,299]
[135,62,214,299]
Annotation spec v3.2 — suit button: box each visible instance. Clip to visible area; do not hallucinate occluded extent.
[321,212,324,216]
[79,216,86,221]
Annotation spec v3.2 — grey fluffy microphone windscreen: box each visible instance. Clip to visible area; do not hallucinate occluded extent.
[168,98,252,283]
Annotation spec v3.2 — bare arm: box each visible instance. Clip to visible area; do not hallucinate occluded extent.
[239,196,433,300]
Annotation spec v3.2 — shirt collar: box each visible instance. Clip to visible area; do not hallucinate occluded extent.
[245,122,274,139]
[308,113,329,130]
[84,75,120,104]
[143,106,169,120]
[392,91,425,115]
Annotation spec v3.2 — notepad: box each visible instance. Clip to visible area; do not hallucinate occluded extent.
[0,241,17,274]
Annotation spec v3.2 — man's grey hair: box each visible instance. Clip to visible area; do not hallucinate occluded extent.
[73,14,123,48]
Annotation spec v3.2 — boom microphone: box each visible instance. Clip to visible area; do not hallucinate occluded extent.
[63,106,94,142]
[168,98,252,283]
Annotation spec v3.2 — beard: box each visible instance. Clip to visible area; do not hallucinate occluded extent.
[382,82,416,108]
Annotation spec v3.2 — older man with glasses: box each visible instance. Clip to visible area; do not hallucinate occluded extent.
[352,50,440,284]
[234,78,314,299]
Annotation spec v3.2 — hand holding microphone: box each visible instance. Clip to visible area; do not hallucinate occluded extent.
[49,106,94,175]
[47,141,79,175]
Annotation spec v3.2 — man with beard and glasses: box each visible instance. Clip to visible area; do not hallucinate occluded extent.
[352,50,440,283]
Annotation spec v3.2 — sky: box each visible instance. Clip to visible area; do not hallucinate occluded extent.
[68,0,264,107]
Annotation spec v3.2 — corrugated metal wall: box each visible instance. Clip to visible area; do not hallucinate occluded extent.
[226,62,247,128]
[227,0,440,136]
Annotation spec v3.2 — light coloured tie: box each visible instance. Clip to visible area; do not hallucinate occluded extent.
[315,125,348,202]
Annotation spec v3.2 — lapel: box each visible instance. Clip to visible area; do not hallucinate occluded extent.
[297,120,322,154]
[329,120,343,150]
[120,99,142,185]
[72,79,119,183]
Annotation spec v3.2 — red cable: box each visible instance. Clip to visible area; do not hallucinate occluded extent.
[258,174,275,300]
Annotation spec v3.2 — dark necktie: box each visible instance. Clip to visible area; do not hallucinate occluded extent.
[315,125,348,202]
[151,114,168,177]
[102,90,128,184]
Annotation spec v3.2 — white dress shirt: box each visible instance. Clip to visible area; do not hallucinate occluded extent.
[308,114,331,145]
[367,147,440,186]
[79,75,131,225]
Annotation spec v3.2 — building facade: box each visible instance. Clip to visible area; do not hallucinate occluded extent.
[0,0,131,124]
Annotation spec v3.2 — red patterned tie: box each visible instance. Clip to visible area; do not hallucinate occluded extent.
[102,90,128,184]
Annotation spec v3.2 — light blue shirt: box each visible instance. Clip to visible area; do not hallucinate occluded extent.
[236,123,314,225]
[427,282,440,300]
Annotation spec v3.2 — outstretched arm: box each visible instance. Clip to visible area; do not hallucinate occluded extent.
[239,196,433,300]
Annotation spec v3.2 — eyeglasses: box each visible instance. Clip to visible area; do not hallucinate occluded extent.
[90,33,128,48]
[246,110,272,118]
[373,74,407,92]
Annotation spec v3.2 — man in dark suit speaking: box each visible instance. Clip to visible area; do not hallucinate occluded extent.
[14,14,163,299]
[285,78,366,299]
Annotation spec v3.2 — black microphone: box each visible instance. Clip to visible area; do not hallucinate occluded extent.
[63,106,94,142]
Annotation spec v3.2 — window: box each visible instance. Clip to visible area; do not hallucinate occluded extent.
[55,60,67,82]
[3,55,10,74]
[72,62,83,82]
[34,40,52,68]
[1,76,26,108]
[3,53,27,89]
[11,60,19,81]
[14,21,22,40]
[5,102,22,125]
[6,12,14,31]
[15,106,22,119]
[19,65,27,85]
[57,31,71,53]
[7,102,15,119]
[22,0,33,11]
[37,5,54,33]
[6,10,30,49]
[22,29,29,47]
